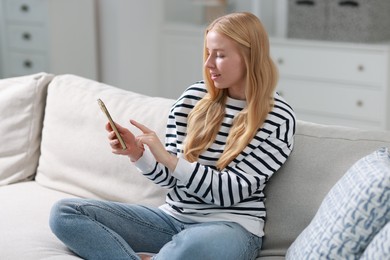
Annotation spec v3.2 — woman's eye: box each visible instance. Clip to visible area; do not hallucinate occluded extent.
[206,51,224,58]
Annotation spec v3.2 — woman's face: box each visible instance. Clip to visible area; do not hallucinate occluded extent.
[205,30,247,100]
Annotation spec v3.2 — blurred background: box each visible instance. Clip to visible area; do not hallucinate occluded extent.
[0,0,389,130]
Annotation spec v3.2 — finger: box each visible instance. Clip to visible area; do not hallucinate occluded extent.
[137,135,155,145]
[113,121,126,132]
[105,122,113,132]
[109,139,120,147]
[130,119,153,134]
[105,121,124,132]
[107,131,117,140]
[111,148,124,155]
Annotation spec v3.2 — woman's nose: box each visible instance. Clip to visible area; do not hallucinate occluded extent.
[204,57,214,68]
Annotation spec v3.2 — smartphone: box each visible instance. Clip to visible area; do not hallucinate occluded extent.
[97,98,127,150]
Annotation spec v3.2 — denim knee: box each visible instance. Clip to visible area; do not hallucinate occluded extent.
[49,198,80,240]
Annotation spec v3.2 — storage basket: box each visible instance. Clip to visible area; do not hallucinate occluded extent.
[288,0,390,42]
[287,0,327,40]
[328,0,390,42]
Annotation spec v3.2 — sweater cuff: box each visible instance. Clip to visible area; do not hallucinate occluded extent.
[172,157,193,184]
[133,149,156,173]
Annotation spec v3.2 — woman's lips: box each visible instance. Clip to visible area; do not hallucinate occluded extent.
[210,73,221,80]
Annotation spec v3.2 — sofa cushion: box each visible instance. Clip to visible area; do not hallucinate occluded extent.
[286,147,390,259]
[0,181,81,259]
[260,121,390,258]
[0,73,53,185]
[35,75,174,206]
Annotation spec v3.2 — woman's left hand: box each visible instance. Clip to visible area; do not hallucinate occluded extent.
[131,119,178,172]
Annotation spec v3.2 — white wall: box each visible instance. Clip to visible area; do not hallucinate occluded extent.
[97,0,163,96]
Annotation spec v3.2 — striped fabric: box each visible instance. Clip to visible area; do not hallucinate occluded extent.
[135,82,296,237]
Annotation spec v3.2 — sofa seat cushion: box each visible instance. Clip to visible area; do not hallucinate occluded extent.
[286,147,390,259]
[0,181,81,259]
[0,73,53,185]
[35,74,174,206]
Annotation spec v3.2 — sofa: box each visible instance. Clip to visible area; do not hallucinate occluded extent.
[0,73,389,259]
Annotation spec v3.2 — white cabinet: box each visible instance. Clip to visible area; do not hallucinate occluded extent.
[0,0,98,80]
[271,38,390,130]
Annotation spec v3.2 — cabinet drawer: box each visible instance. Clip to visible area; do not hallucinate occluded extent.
[271,45,387,87]
[7,25,46,51]
[9,52,47,76]
[4,0,46,23]
[277,79,385,122]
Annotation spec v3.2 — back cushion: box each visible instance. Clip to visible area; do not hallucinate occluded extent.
[286,147,390,259]
[260,121,390,257]
[0,73,53,185]
[36,75,175,206]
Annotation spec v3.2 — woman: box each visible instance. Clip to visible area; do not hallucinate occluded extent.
[50,12,295,260]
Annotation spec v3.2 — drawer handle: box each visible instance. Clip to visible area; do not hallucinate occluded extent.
[277,58,284,65]
[357,64,364,72]
[296,1,315,6]
[356,100,364,107]
[20,4,30,13]
[23,60,33,68]
[339,1,359,7]
[22,32,31,41]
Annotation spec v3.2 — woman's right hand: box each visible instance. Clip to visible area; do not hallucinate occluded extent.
[105,122,144,162]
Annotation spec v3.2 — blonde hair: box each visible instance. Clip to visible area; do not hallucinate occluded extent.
[184,12,278,170]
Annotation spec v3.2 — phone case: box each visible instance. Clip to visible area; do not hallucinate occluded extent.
[97,98,127,150]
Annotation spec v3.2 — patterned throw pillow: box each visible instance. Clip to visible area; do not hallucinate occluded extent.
[360,221,390,259]
[286,147,390,259]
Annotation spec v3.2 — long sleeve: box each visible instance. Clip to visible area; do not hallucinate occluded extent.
[134,83,206,188]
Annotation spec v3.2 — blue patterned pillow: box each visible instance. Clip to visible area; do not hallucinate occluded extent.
[286,147,390,259]
[360,221,390,259]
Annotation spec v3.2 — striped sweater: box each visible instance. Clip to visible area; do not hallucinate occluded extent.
[135,82,296,237]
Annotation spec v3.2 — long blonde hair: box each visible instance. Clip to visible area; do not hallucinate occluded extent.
[184,12,278,170]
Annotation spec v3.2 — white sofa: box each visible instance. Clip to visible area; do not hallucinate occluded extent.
[0,73,389,259]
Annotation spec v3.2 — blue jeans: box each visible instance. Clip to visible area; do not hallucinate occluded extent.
[50,198,262,260]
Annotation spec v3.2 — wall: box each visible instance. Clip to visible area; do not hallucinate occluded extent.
[95,0,283,97]
[97,0,163,96]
